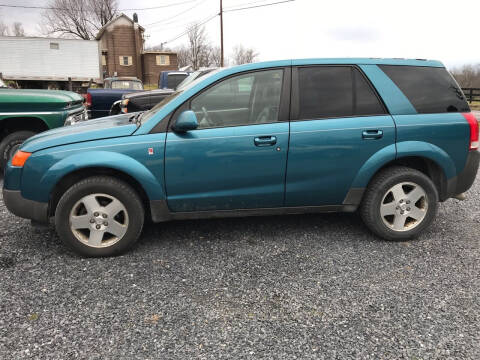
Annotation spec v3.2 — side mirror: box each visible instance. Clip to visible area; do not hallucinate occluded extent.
[173,110,198,132]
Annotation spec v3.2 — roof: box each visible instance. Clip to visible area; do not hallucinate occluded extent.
[0,35,96,43]
[289,58,444,67]
[143,51,177,55]
[96,13,145,40]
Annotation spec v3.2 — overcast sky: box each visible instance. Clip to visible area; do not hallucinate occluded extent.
[1,0,479,69]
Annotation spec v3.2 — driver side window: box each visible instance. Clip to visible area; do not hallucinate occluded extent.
[190,69,284,129]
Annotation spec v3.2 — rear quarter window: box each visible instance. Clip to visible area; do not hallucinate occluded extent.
[379,65,470,114]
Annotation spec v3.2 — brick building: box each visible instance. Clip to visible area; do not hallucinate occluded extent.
[96,14,178,86]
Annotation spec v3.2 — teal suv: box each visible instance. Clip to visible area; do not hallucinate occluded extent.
[3,59,479,257]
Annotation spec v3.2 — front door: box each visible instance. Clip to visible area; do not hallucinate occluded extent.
[165,68,290,212]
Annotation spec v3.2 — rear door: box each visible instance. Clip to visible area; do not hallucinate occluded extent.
[165,68,291,212]
[285,65,396,206]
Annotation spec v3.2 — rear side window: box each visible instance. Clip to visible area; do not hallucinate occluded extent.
[379,65,470,113]
[296,66,385,120]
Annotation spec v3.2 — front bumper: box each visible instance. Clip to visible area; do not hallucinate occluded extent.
[2,189,49,223]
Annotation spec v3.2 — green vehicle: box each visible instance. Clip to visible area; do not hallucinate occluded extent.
[0,79,87,170]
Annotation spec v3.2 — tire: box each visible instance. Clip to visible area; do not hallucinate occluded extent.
[0,131,36,170]
[55,176,145,257]
[360,166,438,241]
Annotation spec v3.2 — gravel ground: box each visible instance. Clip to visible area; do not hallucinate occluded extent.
[0,174,479,360]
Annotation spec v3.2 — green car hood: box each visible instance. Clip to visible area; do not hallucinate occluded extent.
[21,113,138,153]
[0,89,84,112]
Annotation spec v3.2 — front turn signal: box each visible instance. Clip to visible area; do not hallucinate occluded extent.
[11,150,32,167]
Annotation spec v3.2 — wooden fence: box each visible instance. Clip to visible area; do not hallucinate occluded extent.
[462,88,480,103]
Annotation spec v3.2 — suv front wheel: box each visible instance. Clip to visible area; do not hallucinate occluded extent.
[360,166,439,241]
[55,176,145,257]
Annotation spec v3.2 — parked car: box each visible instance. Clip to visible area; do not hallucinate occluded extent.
[86,77,143,119]
[110,68,218,115]
[3,59,479,257]
[158,71,190,89]
[0,81,86,170]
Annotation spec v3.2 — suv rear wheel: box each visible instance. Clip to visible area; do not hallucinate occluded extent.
[0,130,35,170]
[360,166,438,241]
[55,176,145,257]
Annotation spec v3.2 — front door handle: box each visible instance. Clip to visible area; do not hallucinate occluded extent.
[254,136,277,147]
[362,129,383,140]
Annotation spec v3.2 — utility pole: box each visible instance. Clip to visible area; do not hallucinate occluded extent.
[220,0,224,67]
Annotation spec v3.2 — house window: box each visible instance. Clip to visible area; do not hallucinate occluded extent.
[156,55,170,66]
[50,42,59,50]
[119,56,133,66]
[101,55,107,66]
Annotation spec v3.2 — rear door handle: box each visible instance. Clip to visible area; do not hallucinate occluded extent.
[362,129,383,140]
[254,136,277,146]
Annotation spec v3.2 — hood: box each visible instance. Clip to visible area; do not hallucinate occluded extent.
[0,89,83,112]
[124,88,174,99]
[21,113,138,153]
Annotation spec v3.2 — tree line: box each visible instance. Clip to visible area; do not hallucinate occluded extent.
[450,64,480,88]
[0,21,25,37]
[146,23,258,69]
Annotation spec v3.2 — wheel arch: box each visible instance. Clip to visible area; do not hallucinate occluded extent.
[48,166,152,219]
[349,141,454,204]
[365,156,448,201]
[0,117,49,137]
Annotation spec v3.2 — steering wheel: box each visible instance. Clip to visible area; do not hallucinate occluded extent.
[201,106,223,127]
[255,107,271,124]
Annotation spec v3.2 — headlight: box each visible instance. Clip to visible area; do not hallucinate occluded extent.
[64,108,88,126]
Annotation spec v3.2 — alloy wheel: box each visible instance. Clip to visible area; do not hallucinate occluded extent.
[380,182,428,232]
[69,193,129,248]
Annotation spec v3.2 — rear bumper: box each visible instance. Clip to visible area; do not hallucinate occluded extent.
[2,189,49,223]
[445,150,480,199]
[455,150,480,194]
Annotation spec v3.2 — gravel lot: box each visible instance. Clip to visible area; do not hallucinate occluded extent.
[0,173,479,360]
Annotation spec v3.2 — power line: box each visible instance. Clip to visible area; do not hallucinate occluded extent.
[144,0,208,27]
[0,0,198,12]
[223,0,272,11]
[161,13,218,45]
[122,0,198,11]
[224,0,294,12]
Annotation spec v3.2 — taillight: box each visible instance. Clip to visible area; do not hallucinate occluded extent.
[463,112,479,150]
[85,93,92,108]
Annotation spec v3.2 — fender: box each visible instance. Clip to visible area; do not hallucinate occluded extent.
[350,143,397,189]
[32,151,165,202]
[396,141,456,179]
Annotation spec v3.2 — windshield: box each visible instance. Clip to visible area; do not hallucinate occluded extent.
[139,68,223,126]
[0,79,6,88]
[111,80,143,90]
